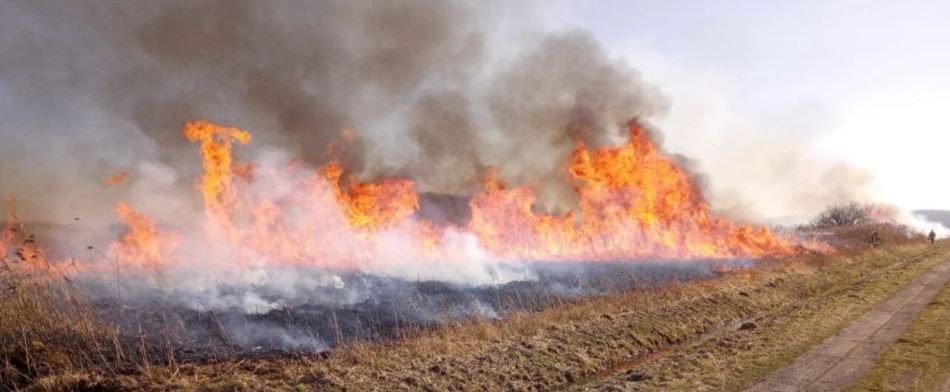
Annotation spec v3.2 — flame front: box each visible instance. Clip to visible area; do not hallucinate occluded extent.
[323,161,419,231]
[470,122,793,260]
[111,202,179,273]
[104,120,801,273]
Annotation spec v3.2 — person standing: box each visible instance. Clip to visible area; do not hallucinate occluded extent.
[870,231,881,248]
[929,229,937,244]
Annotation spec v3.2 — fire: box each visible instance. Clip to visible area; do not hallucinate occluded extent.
[183,120,252,229]
[111,202,179,273]
[102,171,129,185]
[1,196,51,272]
[469,122,794,260]
[323,162,419,231]
[103,120,804,273]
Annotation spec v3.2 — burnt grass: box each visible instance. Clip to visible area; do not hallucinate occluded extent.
[89,259,751,363]
[4,239,940,390]
[95,242,941,392]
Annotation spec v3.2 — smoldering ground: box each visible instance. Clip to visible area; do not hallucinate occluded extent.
[81,259,752,354]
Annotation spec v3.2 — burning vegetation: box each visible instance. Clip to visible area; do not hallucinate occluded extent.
[0,117,832,388]
[1,1,941,390]
[97,119,803,278]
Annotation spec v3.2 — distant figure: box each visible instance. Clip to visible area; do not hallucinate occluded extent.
[870,231,881,248]
[930,230,937,244]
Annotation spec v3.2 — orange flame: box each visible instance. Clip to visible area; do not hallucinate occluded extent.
[103,120,805,276]
[103,171,129,186]
[468,122,794,260]
[111,202,179,272]
[183,120,251,228]
[1,196,52,272]
[323,162,419,231]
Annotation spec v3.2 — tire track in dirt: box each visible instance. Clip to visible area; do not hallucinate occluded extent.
[550,314,763,392]
[746,257,950,392]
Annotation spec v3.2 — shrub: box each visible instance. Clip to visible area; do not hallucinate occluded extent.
[811,201,871,228]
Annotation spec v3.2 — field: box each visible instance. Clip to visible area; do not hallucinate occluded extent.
[4,231,947,391]
[4,2,949,391]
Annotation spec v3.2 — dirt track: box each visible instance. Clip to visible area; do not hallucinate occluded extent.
[746,257,950,392]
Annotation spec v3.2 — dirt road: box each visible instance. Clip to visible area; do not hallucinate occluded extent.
[746,257,950,392]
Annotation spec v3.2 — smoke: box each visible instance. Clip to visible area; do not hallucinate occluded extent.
[0,1,900,352]
[0,0,667,224]
[615,54,882,222]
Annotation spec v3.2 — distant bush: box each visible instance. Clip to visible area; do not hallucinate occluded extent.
[802,202,927,249]
[811,201,871,227]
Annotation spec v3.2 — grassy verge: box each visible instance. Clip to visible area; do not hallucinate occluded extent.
[7,239,945,391]
[0,263,126,391]
[845,264,950,392]
[569,242,950,391]
[78,243,945,391]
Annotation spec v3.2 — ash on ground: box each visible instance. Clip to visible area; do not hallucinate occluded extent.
[85,259,751,361]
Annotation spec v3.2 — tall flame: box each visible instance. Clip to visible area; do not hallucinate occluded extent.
[183,120,252,229]
[111,202,179,273]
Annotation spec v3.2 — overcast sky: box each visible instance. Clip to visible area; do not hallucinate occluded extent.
[550,0,950,210]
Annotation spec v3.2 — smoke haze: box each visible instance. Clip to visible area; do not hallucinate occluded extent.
[4,0,934,353]
[0,0,670,225]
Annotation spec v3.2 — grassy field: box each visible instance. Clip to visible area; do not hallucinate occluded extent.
[4,240,947,391]
[93,243,948,391]
[572,242,950,391]
[846,263,950,392]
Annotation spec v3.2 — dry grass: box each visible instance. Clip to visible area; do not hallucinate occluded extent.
[0,262,125,390]
[576,241,950,391]
[804,222,925,250]
[106,243,943,391]
[1,221,941,391]
[0,222,129,391]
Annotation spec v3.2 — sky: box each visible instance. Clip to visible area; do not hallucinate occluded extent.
[549,0,950,211]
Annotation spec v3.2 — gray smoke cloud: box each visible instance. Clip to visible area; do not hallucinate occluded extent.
[0,0,667,225]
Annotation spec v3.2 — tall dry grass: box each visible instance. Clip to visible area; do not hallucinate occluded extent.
[0,198,931,390]
[0,223,125,389]
[801,222,925,251]
[802,201,927,250]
